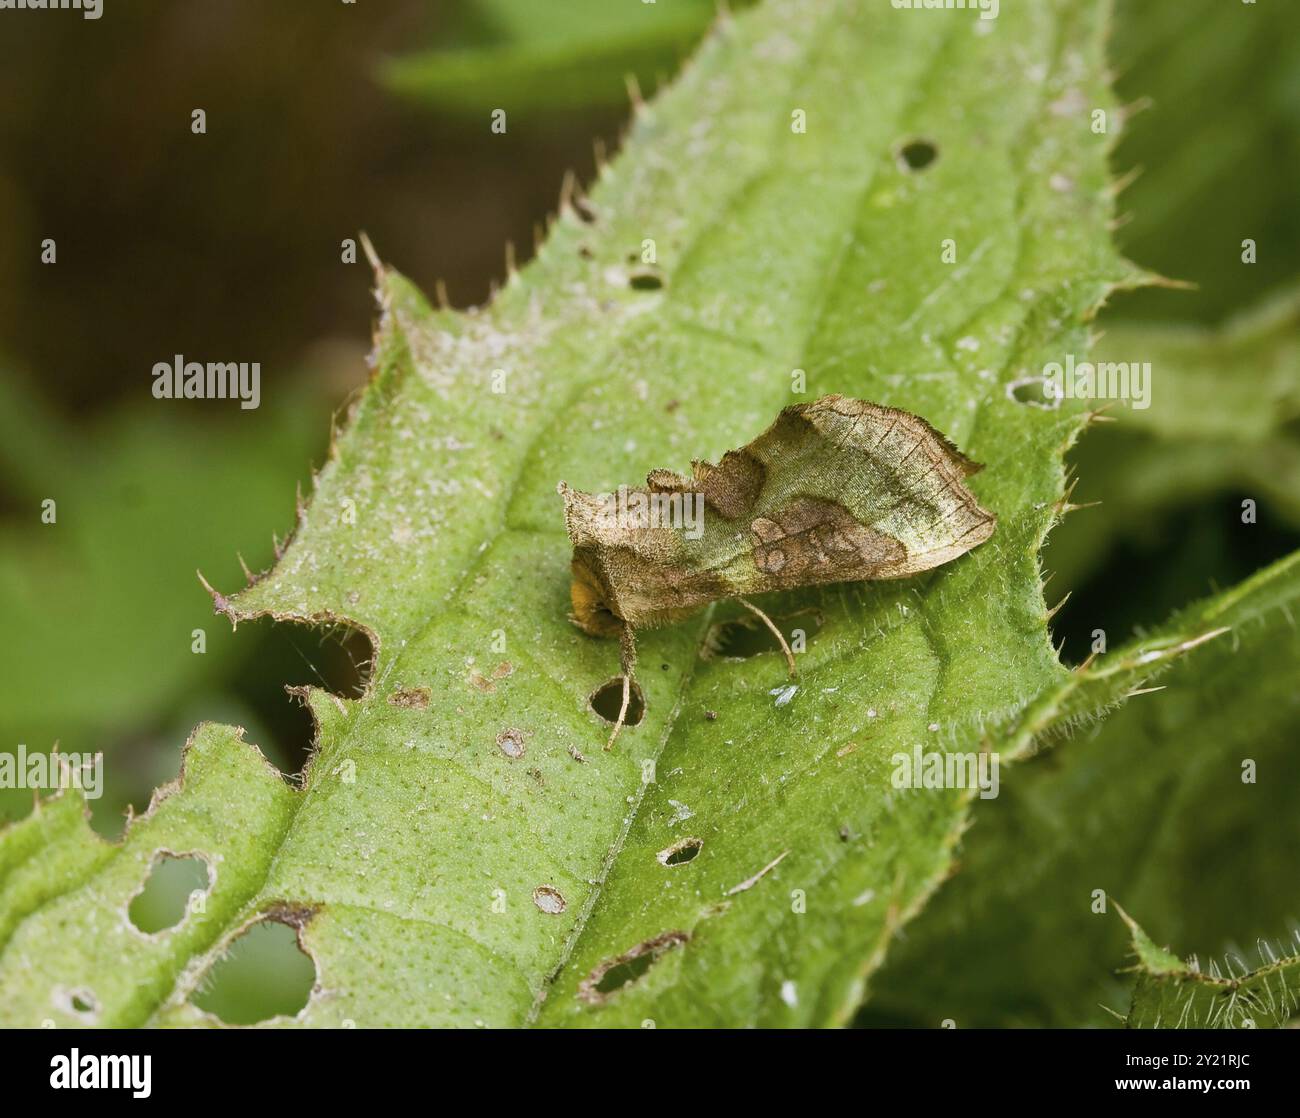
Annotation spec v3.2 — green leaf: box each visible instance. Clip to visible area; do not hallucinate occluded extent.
[0,725,296,1026]
[0,0,1136,1027]
[862,548,1300,1028]
[1119,907,1300,1030]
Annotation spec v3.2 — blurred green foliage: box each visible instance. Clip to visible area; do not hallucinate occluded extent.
[384,0,752,115]
[1107,0,1300,324]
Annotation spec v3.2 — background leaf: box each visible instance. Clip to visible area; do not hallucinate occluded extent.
[860,550,1300,1027]
[1108,0,1300,323]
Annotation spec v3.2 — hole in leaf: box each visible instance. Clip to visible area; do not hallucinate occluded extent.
[589,677,645,727]
[191,913,317,1025]
[657,837,703,866]
[704,608,822,660]
[579,931,690,1003]
[1006,375,1060,408]
[58,988,99,1018]
[628,267,664,291]
[228,617,374,776]
[596,954,655,993]
[897,138,938,172]
[128,852,212,934]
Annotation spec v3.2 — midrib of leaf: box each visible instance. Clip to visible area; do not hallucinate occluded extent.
[521,11,969,1025]
[545,3,1061,1024]
[535,4,1131,1026]
[526,605,714,1022]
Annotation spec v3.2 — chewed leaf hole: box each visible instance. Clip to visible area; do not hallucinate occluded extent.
[596,954,654,993]
[1006,375,1061,408]
[54,987,99,1020]
[191,914,317,1025]
[578,931,690,1004]
[590,677,645,727]
[232,616,376,777]
[129,852,212,934]
[628,266,665,291]
[896,138,939,171]
[704,608,822,661]
[657,837,703,866]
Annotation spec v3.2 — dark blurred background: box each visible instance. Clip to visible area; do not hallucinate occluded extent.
[1,0,1297,835]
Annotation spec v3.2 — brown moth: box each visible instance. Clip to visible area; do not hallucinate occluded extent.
[557,394,996,748]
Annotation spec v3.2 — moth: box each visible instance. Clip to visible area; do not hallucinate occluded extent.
[558,394,996,748]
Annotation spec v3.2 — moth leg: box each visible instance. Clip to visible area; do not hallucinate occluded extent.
[737,597,797,677]
[606,622,639,751]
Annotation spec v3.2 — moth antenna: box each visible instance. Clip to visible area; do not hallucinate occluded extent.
[738,598,797,678]
[606,623,640,751]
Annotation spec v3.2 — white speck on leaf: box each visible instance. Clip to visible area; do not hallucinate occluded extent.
[770,684,798,707]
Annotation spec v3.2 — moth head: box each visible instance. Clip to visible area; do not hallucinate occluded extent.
[568,552,625,637]
[557,481,626,636]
